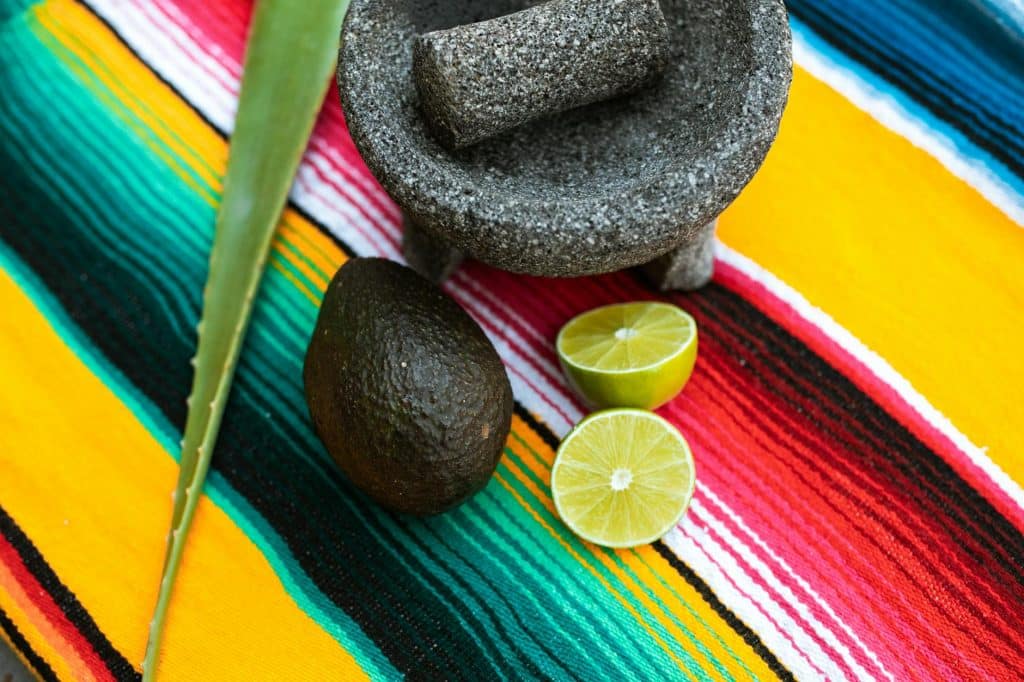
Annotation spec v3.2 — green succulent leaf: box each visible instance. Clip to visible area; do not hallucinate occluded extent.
[142,1,350,678]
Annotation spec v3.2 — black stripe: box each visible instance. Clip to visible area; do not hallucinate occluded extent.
[513,404,561,452]
[0,508,140,681]
[693,284,1024,587]
[0,607,59,682]
[787,1,1024,180]
[653,544,796,682]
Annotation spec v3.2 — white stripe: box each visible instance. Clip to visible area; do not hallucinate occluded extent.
[122,0,238,129]
[312,144,403,222]
[792,21,1024,227]
[665,520,827,681]
[694,496,885,681]
[291,165,397,259]
[302,151,402,230]
[702,486,895,682]
[688,503,849,680]
[717,242,1024,515]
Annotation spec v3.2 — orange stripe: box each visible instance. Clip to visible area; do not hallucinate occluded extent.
[0,267,371,680]
[0,547,97,681]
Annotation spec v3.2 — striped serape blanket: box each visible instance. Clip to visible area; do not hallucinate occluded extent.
[1,0,1023,679]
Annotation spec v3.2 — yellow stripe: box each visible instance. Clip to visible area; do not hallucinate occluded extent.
[38,0,340,299]
[719,66,1024,484]
[279,216,347,278]
[270,257,321,305]
[0,269,369,680]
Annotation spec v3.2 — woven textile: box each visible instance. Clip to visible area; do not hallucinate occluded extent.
[1,0,1022,679]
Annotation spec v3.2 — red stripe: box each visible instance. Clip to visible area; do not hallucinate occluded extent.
[692,283,1024,572]
[674,363,1011,678]
[0,533,114,681]
[715,259,1024,534]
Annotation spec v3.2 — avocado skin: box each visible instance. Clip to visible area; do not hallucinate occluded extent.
[303,258,513,515]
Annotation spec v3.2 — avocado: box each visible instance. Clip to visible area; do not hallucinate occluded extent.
[303,257,513,515]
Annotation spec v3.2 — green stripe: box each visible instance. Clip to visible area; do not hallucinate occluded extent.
[0,19,398,680]
[507,429,745,680]
[0,5,751,678]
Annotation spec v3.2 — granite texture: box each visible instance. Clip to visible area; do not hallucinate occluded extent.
[403,217,464,282]
[339,0,792,280]
[413,0,670,149]
[639,219,717,290]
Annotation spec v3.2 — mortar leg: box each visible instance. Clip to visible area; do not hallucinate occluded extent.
[402,217,464,283]
[638,219,717,291]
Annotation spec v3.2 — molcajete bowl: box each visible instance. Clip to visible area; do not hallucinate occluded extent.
[338,0,791,282]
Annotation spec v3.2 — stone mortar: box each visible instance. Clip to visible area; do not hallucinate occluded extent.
[413,0,671,150]
[338,0,792,282]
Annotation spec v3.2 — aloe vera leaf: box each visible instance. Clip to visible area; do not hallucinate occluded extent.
[142,1,349,677]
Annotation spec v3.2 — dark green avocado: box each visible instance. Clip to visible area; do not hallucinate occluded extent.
[303,257,513,515]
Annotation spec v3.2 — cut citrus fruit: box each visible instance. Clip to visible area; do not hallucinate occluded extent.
[551,409,696,548]
[556,302,697,409]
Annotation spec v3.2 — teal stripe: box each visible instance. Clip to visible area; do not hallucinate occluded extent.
[0,5,754,678]
[0,244,399,682]
[491,457,710,679]
[0,19,400,680]
[502,433,735,679]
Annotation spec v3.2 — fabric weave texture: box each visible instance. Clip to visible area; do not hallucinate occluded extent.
[0,0,1022,680]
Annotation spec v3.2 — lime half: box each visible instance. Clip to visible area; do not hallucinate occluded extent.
[556,302,697,409]
[551,409,696,548]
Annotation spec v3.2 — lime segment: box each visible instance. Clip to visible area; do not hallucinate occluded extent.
[557,302,697,409]
[552,409,696,548]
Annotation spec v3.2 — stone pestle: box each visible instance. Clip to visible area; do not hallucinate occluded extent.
[413,0,672,150]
